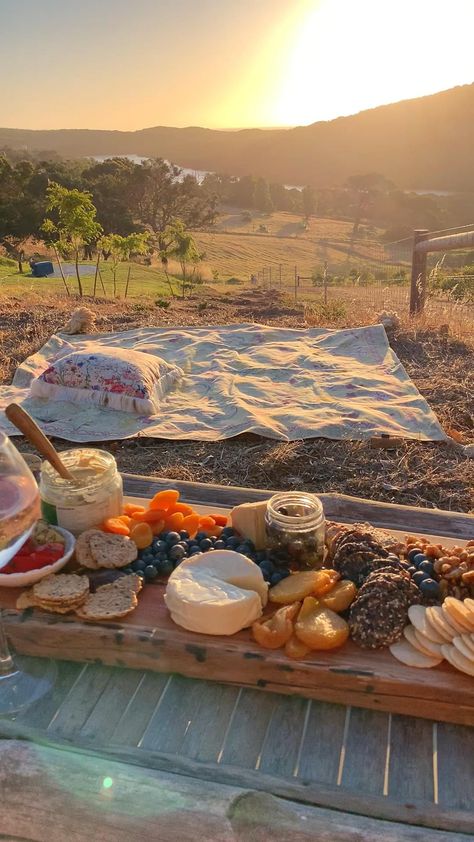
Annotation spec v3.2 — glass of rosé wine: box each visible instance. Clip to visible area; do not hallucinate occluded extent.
[0,434,56,713]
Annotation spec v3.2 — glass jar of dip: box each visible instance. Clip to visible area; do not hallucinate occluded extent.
[39,448,123,535]
[265,492,325,570]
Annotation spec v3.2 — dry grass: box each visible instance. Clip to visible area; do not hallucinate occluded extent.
[1,287,473,514]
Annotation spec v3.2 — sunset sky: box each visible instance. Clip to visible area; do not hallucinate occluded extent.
[1,0,473,131]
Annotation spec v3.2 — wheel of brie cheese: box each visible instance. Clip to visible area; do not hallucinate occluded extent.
[164,550,268,635]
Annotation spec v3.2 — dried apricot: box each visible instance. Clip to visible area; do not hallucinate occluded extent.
[123,503,146,516]
[130,522,153,549]
[118,515,132,527]
[165,511,185,531]
[181,513,200,537]
[210,514,228,527]
[167,502,194,516]
[151,519,166,536]
[133,508,167,524]
[102,517,130,536]
[149,489,179,511]
[252,603,300,650]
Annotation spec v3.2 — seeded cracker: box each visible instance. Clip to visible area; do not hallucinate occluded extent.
[75,529,103,569]
[75,575,139,620]
[89,533,138,569]
[33,573,89,604]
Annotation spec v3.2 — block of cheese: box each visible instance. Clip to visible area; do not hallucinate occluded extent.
[230,500,268,550]
[165,550,268,635]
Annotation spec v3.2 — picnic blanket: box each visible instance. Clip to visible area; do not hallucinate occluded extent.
[0,323,445,443]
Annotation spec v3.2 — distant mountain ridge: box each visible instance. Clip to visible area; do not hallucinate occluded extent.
[1,84,473,190]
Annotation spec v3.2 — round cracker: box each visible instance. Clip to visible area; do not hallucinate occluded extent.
[389,638,443,668]
[408,605,446,644]
[460,633,474,655]
[442,598,473,633]
[441,644,474,676]
[413,629,443,657]
[426,606,456,642]
[89,533,137,569]
[452,636,474,661]
[75,529,102,569]
[403,625,437,658]
[33,573,89,603]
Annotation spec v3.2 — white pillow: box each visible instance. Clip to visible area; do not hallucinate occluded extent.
[30,347,183,415]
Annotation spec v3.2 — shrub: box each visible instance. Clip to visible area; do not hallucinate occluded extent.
[197,301,208,312]
[226,277,243,285]
[156,298,171,309]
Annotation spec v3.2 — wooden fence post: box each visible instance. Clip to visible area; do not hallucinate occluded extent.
[410,229,429,315]
[294,266,298,301]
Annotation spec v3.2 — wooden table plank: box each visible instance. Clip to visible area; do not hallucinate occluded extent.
[219,688,277,769]
[139,674,219,754]
[296,699,348,786]
[340,708,390,796]
[388,715,435,804]
[109,672,171,747]
[4,740,471,842]
[436,723,474,811]
[46,663,115,740]
[122,474,474,539]
[179,681,241,763]
[14,658,85,732]
[257,694,308,778]
[79,667,145,744]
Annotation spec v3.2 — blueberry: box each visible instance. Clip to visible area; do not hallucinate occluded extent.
[214,540,226,549]
[195,531,208,542]
[418,560,434,576]
[135,570,145,580]
[179,530,189,540]
[169,544,186,562]
[153,539,168,554]
[144,564,158,581]
[270,572,284,586]
[141,551,154,564]
[159,531,170,540]
[221,527,235,538]
[412,570,430,586]
[407,547,424,562]
[259,561,275,577]
[190,548,202,555]
[122,566,133,575]
[236,544,250,555]
[279,568,291,579]
[200,538,213,551]
[132,559,146,572]
[413,553,427,567]
[407,566,417,576]
[156,559,174,576]
[166,531,181,546]
[255,551,266,563]
[226,536,240,549]
[419,578,441,598]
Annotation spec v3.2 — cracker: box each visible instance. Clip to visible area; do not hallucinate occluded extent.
[408,605,446,644]
[403,625,437,658]
[96,573,143,596]
[453,636,474,661]
[459,633,474,655]
[75,530,102,569]
[33,573,89,604]
[442,644,474,676]
[89,533,137,569]
[413,629,444,657]
[426,606,456,642]
[16,589,36,610]
[443,597,474,632]
[389,638,443,668]
[35,598,86,615]
[76,588,137,620]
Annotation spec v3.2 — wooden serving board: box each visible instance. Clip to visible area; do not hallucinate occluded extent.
[1,487,473,726]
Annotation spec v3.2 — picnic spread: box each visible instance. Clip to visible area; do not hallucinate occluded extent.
[1,449,473,727]
[0,323,446,442]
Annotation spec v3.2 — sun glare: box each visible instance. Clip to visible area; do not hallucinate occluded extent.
[270,0,474,126]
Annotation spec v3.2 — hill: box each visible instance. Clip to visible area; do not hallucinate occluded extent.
[1,84,473,190]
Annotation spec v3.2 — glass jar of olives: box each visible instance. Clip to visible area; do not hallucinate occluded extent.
[265,492,325,570]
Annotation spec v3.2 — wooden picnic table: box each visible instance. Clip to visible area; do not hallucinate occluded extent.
[1,474,473,842]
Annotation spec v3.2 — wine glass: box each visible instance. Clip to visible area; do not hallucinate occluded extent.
[0,433,57,714]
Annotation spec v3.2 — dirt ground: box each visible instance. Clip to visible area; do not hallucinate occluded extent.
[1,288,473,514]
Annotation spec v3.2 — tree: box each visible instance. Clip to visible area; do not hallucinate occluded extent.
[302,185,316,220]
[42,182,102,296]
[160,220,204,299]
[126,159,216,249]
[253,177,274,213]
[98,232,150,297]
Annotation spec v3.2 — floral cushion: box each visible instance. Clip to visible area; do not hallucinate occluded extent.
[30,347,183,415]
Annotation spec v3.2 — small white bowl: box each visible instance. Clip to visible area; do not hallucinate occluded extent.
[0,526,76,587]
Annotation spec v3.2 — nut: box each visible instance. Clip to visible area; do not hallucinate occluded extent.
[462,570,474,584]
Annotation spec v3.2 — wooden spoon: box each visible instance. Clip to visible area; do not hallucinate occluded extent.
[5,404,75,481]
